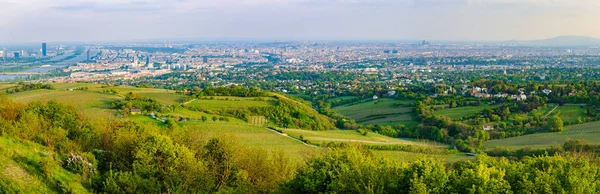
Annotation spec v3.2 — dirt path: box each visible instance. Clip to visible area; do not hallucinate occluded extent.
[263,127,320,148]
[182,98,197,105]
[543,105,559,118]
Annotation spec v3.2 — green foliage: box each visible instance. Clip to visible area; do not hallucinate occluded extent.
[110,92,163,113]
[547,115,565,132]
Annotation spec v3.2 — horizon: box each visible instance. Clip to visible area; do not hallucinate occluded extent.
[2,35,599,45]
[1,0,600,43]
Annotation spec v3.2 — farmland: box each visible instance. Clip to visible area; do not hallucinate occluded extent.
[280,128,441,147]
[332,98,416,126]
[279,128,471,162]
[484,120,600,150]
[555,105,587,124]
[180,122,321,161]
[433,103,505,119]
[185,97,275,110]
[7,89,120,117]
[2,83,469,163]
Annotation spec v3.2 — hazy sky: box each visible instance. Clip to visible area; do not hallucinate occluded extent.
[0,0,599,43]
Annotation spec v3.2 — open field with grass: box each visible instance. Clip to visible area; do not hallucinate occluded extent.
[279,128,470,162]
[0,83,17,91]
[186,97,275,110]
[7,89,120,118]
[484,120,600,150]
[327,96,359,103]
[555,105,587,124]
[333,98,416,126]
[360,114,419,127]
[374,151,474,163]
[0,136,87,193]
[180,122,321,160]
[280,128,442,147]
[434,104,504,119]
[530,104,556,117]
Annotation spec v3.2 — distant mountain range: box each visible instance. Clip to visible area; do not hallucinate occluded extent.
[504,36,600,47]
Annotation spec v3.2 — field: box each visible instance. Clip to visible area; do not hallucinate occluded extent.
[281,128,442,147]
[484,120,600,150]
[7,89,120,118]
[180,122,320,161]
[0,136,87,193]
[555,105,587,124]
[0,83,17,91]
[530,104,556,117]
[434,104,504,119]
[327,96,358,102]
[3,83,470,163]
[332,98,416,126]
[279,128,472,162]
[186,97,275,110]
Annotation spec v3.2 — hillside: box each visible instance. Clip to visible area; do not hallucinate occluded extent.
[506,35,600,46]
[484,120,600,150]
[0,136,88,193]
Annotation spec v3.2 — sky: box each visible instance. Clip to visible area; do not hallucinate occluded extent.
[0,0,599,43]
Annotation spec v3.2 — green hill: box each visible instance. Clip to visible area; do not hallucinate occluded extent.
[484,120,600,150]
[0,136,88,193]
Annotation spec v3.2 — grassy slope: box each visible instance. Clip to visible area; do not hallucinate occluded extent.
[433,104,504,119]
[484,120,600,150]
[332,98,416,126]
[186,98,275,110]
[4,83,465,163]
[280,128,471,162]
[7,89,120,118]
[281,128,441,147]
[0,136,88,193]
[180,122,321,161]
[555,105,587,124]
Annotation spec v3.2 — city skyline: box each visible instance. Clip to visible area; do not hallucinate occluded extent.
[0,0,599,43]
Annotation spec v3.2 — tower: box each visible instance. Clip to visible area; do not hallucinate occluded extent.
[146,55,150,67]
[42,43,47,56]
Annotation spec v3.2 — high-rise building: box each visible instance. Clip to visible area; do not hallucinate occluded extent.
[203,56,208,63]
[13,51,20,59]
[86,49,90,61]
[146,55,150,67]
[42,43,47,56]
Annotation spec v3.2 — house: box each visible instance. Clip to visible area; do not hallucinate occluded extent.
[542,89,552,95]
[130,108,141,115]
[474,93,491,98]
[387,91,396,96]
[482,124,494,131]
[372,95,379,100]
[511,94,527,101]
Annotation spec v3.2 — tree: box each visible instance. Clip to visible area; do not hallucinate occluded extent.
[547,115,564,132]
[212,116,218,122]
[202,115,208,122]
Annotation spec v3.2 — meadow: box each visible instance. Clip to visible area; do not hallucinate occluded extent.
[484,120,600,150]
[280,128,441,146]
[7,89,120,118]
[3,83,468,163]
[0,136,88,193]
[555,105,587,124]
[332,98,416,126]
[179,122,321,161]
[185,97,275,110]
[433,103,505,119]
